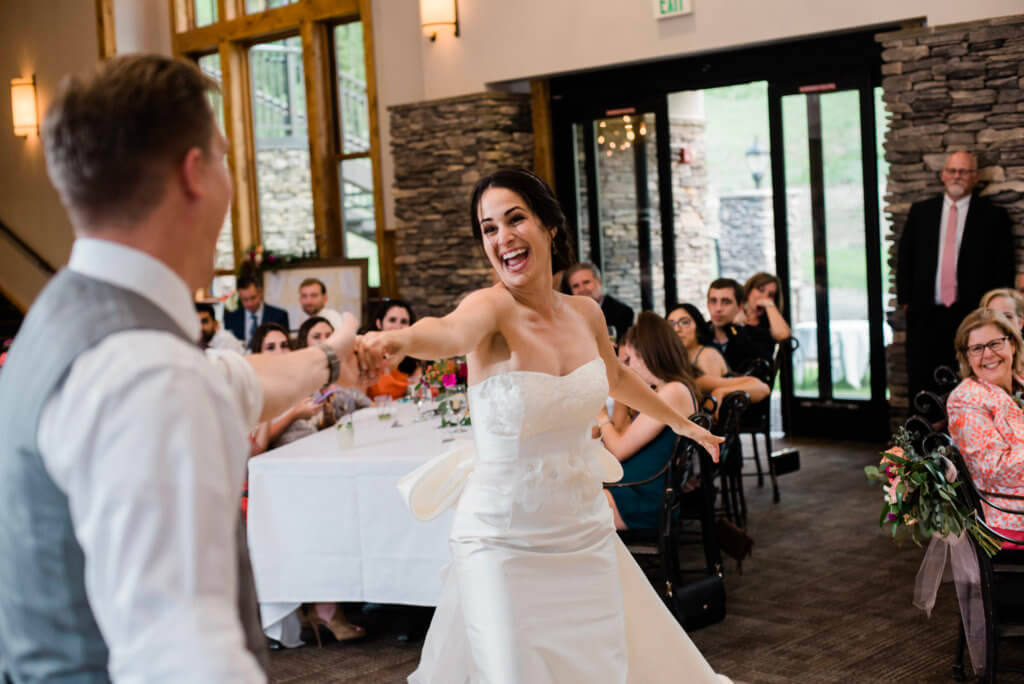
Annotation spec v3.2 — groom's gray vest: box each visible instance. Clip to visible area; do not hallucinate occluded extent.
[0,270,267,683]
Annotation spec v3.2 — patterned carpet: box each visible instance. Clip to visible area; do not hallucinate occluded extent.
[267,437,1023,683]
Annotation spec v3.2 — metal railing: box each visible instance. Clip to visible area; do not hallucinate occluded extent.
[200,45,370,154]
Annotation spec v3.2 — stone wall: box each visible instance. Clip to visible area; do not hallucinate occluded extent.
[879,14,1024,420]
[669,116,715,309]
[389,93,534,317]
[576,115,712,314]
[717,190,775,284]
[212,146,317,271]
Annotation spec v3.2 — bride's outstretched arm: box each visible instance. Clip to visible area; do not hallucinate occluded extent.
[359,289,500,374]
[581,300,724,461]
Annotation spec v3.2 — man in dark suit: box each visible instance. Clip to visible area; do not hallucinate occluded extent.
[566,262,634,341]
[897,151,1014,399]
[225,272,290,349]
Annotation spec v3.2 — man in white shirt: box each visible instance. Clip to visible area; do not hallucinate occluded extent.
[896,151,1013,399]
[197,301,245,353]
[0,55,368,683]
[298,277,346,330]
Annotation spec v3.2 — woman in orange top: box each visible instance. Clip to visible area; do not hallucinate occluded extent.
[367,299,421,399]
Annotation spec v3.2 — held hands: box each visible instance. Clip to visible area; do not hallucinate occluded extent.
[324,312,367,386]
[355,331,405,380]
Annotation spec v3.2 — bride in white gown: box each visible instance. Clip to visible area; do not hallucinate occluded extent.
[360,168,732,683]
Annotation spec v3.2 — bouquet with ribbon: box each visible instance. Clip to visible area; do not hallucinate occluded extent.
[865,426,1000,556]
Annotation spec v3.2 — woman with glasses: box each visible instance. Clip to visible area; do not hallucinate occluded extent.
[666,303,728,377]
[947,308,1024,545]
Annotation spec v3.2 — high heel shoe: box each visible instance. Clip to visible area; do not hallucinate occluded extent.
[304,604,366,647]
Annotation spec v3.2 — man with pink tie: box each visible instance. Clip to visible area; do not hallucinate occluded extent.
[897,151,1013,400]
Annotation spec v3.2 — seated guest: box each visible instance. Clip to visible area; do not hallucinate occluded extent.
[667,303,728,377]
[565,262,634,342]
[707,277,774,373]
[367,299,422,400]
[298,277,345,330]
[981,287,1024,333]
[947,308,1024,545]
[196,302,244,353]
[742,272,791,342]
[248,323,322,449]
[249,318,366,645]
[599,312,699,530]
[598,314,770,530]
[295,316,371,420]
[225,271,290,348]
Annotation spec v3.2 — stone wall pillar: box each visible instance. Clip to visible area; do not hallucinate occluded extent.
[717,190,775,282]
[668,110,714,309]
[388,93,533,317]
[879,14,1024,424]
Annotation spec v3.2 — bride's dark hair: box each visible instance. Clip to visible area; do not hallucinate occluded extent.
[469,168,574,274]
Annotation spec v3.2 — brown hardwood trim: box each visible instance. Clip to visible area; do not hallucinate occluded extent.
[95,0,117,59]
[218,41,261,264]
[173,0,359,52]
[357,0,395,295]
[302,18,343,258]
[530,79,555,193]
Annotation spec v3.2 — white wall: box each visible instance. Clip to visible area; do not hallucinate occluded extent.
[114,0,173,56]
[414,0,1024,99]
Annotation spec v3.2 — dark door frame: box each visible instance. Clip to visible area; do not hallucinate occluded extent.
[549,25,896,440]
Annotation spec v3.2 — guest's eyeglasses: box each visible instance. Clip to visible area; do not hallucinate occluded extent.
[966,336,1010,358]
[668,318,693,330]
[943,167,977,177]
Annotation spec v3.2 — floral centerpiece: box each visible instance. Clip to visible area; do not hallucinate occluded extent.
[417,357,470,427]
[865,427,1000,557]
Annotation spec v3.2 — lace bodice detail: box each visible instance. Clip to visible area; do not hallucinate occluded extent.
[466,357,617,517]
[469,358,609,439]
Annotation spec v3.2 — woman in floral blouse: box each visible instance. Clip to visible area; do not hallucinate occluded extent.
[947,308,1024,543]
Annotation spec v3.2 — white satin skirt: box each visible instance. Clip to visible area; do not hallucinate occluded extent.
[402,444,730,684]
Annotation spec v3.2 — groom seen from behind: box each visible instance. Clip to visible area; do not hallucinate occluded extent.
[0,55,366,683]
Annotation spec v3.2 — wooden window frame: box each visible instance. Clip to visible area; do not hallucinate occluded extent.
[170,0,394,294]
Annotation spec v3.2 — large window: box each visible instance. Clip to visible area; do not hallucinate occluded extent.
[197,52,235,271]
[249,35,316,258]
[171,0,390,294]
[333,21,378,287]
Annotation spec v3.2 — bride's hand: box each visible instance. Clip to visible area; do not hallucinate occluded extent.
[357,331,405,378]
[673,421,725,463]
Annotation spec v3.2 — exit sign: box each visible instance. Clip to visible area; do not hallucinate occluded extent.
[654,0,692,19]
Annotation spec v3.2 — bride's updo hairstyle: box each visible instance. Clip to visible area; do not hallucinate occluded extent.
[470,168,574,274]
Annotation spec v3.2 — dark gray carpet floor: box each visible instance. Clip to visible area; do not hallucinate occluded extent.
[267,436,1024,683]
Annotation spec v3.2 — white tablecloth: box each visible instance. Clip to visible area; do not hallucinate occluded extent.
[247,403,469,636]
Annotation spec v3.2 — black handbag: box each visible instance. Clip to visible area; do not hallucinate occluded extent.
[770,447,801,476]
[673,573,726,631]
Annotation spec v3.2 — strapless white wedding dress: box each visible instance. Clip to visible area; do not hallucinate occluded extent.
[398,357,730,683]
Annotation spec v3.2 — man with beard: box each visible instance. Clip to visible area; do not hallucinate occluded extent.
[897,151,1013,399]
[197,302,244,353]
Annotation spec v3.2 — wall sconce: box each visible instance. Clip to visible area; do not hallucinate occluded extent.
[11,76,38,137]
[421,0,459,41]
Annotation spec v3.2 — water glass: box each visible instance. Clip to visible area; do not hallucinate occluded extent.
[336,414,355,449]
[374,395,394,421]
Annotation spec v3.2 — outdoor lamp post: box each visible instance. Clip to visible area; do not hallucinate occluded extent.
[745,136,769,189]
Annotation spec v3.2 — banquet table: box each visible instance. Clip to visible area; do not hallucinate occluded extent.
[246,402,469,640]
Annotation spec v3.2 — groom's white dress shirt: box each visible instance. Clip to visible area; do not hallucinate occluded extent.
[37,239,265,683]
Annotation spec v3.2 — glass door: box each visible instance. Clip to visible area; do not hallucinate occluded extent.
[769,79,887,438]
[570,106,672,315]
